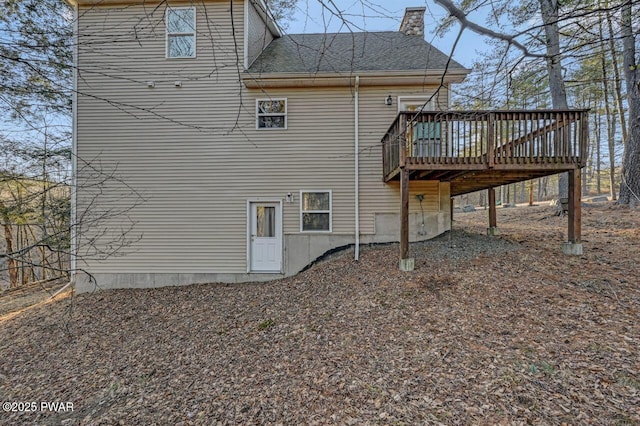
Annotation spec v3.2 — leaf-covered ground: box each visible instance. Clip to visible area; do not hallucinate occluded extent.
[1,202,638,425]
[0,278,68,317]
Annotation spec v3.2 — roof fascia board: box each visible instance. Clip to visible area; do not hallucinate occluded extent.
[250,0,282,38]
[72,0,224,7]
[242,70,470,88]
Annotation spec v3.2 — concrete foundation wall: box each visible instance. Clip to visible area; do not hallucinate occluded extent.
[76,202,451,293]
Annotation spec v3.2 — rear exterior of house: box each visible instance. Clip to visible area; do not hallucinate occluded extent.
[70,0,469,292]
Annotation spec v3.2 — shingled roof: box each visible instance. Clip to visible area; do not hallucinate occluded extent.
[247,31,467,74]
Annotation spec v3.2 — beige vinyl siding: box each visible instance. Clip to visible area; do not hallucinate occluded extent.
[244,88,356,236]
[247,1,274,66]
[77,1,252,274]
[357,85,449,234]
[76,2,355,274]
[76,1,452,277]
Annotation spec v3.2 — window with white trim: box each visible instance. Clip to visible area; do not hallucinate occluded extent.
[398,96,434,113]
[300,191,331,232]
[166,7,196,58]
[256,99,287,129]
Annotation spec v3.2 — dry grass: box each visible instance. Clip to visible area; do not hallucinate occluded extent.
[1,202,638,425]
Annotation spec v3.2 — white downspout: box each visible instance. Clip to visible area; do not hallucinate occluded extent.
[354,76,360,261]
[70,4,79,286]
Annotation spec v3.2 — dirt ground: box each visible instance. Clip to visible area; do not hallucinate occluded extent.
[0,201,638,425]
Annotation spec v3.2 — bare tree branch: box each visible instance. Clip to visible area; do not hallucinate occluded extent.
[433,0,547,59]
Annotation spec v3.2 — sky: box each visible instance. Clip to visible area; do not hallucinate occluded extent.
[286,0,492,68]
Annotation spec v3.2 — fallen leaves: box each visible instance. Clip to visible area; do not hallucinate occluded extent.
[0,202,639,424]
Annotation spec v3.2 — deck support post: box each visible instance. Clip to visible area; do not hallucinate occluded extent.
[399,167,414,271]
[487,187,499,236]
[563,169,583,255]
[450,197,454,226]
[529,181,534,206]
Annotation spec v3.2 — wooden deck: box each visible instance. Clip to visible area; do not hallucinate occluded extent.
[381,109,589,268]
[382,110,588,195]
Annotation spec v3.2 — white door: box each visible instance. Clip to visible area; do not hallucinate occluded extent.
[249,202,282,272]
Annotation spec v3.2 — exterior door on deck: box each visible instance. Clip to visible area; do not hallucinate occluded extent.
[399,97,442,157]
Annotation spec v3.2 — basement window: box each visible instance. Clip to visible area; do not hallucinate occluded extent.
[300,191,332,232]
[166,7,196,58]
[256,99,287,129]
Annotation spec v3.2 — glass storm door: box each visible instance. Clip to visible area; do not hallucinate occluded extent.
[399,97,442,157]
[249,202,282,272]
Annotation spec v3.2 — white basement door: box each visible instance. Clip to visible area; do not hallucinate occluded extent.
[249,202,282,272]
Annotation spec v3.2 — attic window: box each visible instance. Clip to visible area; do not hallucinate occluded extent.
[166,7,196,58]
[256,99,287,129]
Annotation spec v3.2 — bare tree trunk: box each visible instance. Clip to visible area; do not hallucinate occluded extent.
[599,18,617,200]
[605,8,627,145]
[539,0,568,110]
[596,110,602,195]
[538,177,550,201]
[19,225,26,286]
[618,1,640,206]
[2,223,18,288]
[26,224,39,281]
[608,115,618,200]
[18,225,28,285]
[0,199,18,288]
[539,0,569,198]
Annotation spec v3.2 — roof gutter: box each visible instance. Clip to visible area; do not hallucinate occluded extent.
[242,69,470,88]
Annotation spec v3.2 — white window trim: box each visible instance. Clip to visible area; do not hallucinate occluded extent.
[397,96,435,112]
[256,98,287,130]
[166,6,196,59]
[300,190,332,233]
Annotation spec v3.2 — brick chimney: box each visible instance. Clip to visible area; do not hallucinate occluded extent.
[399,7,426,36]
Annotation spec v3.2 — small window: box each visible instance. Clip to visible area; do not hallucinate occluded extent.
[257,99,287,129]
[256,206,276,237]
[300,191,331,232]
[398,96,434,112]
[166,7,196,58]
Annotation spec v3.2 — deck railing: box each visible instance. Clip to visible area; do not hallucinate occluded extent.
[382,110,589,180]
